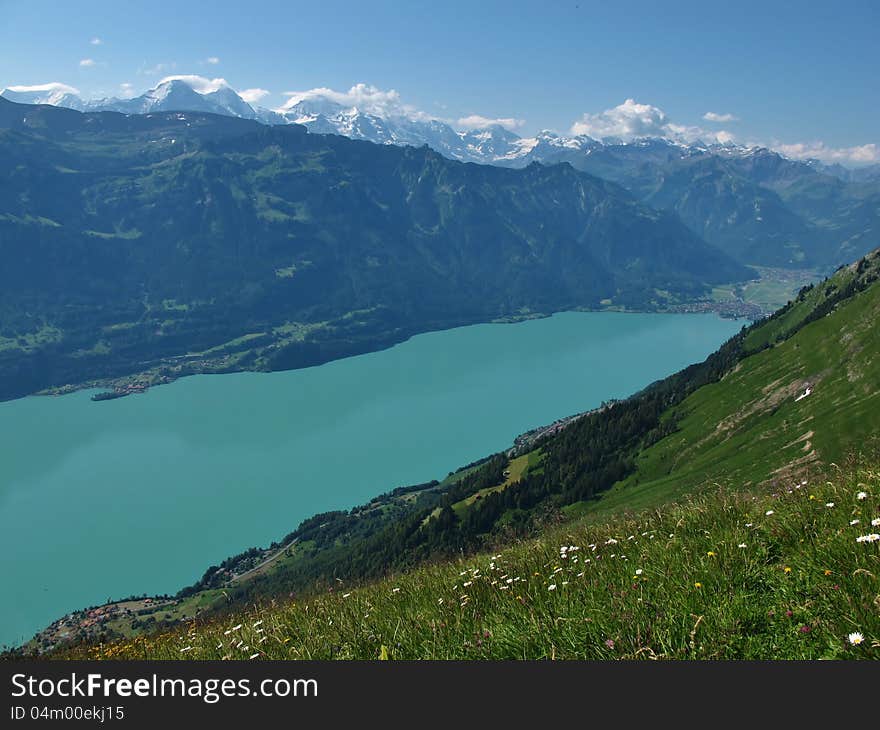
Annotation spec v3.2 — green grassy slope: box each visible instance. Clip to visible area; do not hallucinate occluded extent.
[589,256,880,516]
[61,458,880,660]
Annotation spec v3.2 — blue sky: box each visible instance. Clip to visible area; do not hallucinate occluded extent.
[1,0,878,162]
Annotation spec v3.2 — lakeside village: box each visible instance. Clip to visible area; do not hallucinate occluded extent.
[90,381,151,401]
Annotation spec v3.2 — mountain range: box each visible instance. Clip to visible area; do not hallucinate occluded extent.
[6,78,879,270]
[0,95,748,401]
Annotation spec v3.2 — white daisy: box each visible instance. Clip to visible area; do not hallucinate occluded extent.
[848,632,864,646]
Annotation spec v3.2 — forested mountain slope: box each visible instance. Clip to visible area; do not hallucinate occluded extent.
[0,96,748,401]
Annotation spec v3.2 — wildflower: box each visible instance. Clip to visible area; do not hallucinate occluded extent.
[823,568,833,576]
[707,551,716,557]
[850,519,860,525]
[848,632,864,646]
[694,582,702,589]
[604,639,615,650]
[783,566,792,573]
[765,510,774,516]
[745,523,753,528]
[826,502,835,508]
[872,518,880,527]
[856,533,880,543]
[856,492,868,501]
[548,584,557,591]
[799,625,811,634]
[786,610,793,617]
[635,569,643,576]
[392,587,401,593]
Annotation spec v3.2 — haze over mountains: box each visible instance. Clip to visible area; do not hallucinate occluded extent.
[5,77,879,271]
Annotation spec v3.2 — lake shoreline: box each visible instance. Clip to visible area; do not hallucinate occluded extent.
[26,299,761,406]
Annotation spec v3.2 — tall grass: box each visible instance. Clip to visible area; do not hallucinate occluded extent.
[66,460,879,660]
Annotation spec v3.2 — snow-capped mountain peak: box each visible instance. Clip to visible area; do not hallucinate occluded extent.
[1,77,770,168]
[0,82,83,108]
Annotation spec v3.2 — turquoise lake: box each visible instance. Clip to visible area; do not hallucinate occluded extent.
[0,311,745,647]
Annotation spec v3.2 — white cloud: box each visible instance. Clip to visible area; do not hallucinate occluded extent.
[119,82,135,99]
[773,140,879,164]
[79,58,96,68]
[205,56,220,65]
[156,75,230,94]
[571,99,670,139]
[570,98,731,144]
[278,83,432,121]
[90,37,102,46]
[278,83,527,130]
[239,88,270,104]
[5,81,80,95]
[457,114,525,131]
[703,111,738,123]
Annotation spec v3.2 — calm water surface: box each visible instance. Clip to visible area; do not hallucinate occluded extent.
[0,311,744,646]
